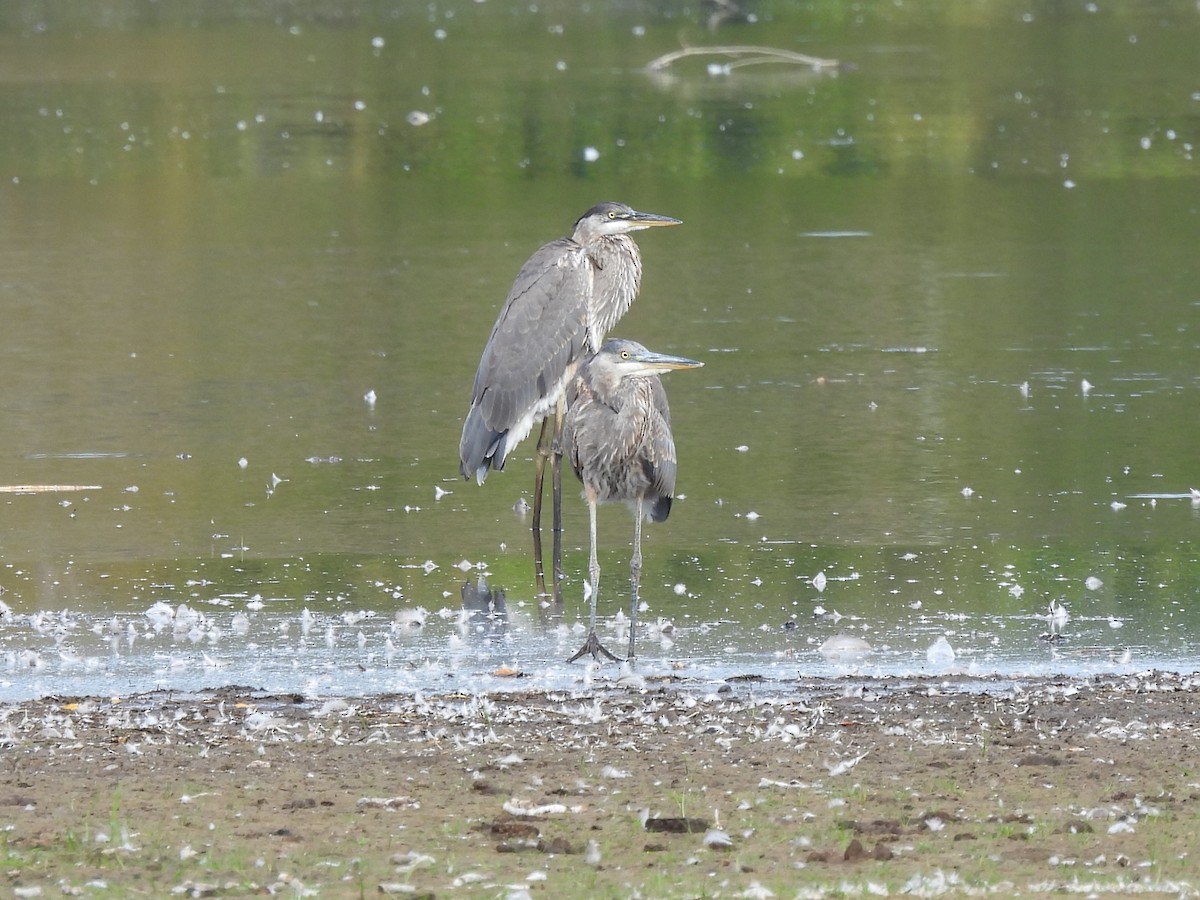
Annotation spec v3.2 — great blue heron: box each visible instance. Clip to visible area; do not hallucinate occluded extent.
[561,339,703,663]
[458,202,682,597]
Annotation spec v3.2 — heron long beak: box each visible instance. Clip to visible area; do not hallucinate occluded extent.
[623,208,683,229]
[631,349,704,374]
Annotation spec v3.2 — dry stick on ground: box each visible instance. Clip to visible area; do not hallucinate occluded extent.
[646,45,840,73]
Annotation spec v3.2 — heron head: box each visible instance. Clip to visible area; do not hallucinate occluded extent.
[574,202,682,239]
[595,339,703,379]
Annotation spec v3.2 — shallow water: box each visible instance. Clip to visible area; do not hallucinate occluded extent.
[0,1,1198,701]
[1,567,1196,702]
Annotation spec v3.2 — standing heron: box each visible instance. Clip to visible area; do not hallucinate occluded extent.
[562,339,703,663]
[459,202,682,597]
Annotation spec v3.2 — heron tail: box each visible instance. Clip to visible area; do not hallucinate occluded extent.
[649,495,672,523]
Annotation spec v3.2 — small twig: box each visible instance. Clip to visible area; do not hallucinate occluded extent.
[646,45,839,73]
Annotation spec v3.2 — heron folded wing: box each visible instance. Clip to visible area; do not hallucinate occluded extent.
[472,241,591,433]
[645,380,678,518]
[460,240,592,479]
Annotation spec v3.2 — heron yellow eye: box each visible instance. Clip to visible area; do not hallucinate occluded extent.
[620,351,630,359]
[608,211,617,219]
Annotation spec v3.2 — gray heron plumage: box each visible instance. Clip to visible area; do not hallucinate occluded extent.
[458,202,681,596]
[561,339,703,663]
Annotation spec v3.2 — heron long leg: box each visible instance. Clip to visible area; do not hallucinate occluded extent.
[587,496,600,631]
[531,417,554,597]
[550,396,566,602]
[628,498,643,662]
[567,493,619,663]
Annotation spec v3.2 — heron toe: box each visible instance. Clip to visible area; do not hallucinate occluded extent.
[566,630,623,663]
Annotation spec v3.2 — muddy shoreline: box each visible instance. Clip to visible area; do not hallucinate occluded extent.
[2,670,1198,896]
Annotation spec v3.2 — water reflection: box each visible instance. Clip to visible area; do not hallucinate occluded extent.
[460,575,512,641]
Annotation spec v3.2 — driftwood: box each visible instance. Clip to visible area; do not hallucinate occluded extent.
[646,45,840,74]
[0,485,101,493]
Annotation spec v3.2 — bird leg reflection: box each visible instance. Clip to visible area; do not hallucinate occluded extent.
[566,493,621,663]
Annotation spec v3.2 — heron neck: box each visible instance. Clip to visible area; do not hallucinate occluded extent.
[586,234,642,346]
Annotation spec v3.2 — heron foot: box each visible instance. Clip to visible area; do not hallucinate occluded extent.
[566,630,623,663]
